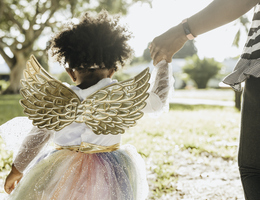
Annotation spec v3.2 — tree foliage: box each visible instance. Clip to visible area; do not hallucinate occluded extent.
[173,40,197,58]
[0,0,152,94]
[183,55,222,89]
[142,42,152,62]
[232,15,250,47]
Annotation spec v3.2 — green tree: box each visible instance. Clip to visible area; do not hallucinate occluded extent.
[0,0,151,94]
[130,56,144,65]
[173,40,197,58]
[142,42,152,62]
[183,55,222,89]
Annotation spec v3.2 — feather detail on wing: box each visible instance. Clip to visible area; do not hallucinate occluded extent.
[20,55,81,131]
[76,68,150,135]
[20,55,150,135]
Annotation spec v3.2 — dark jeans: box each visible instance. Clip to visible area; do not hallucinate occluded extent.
[239,76,260,200]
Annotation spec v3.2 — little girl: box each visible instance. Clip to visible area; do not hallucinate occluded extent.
[1,10,173,200]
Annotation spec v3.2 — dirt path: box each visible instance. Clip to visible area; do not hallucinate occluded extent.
[147,150,244,200]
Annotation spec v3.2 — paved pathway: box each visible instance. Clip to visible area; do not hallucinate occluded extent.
[170,98,235,107]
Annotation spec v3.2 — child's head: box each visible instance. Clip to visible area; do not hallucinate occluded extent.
[49,10,133,87]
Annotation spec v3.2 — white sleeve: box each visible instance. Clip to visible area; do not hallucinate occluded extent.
[0,117,54,173]
[142,60,174,115]
[13,127,53,173]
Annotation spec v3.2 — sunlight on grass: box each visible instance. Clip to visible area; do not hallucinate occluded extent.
[123,104,240,198]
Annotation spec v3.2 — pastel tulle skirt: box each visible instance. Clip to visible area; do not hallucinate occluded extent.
[7,144,148,200]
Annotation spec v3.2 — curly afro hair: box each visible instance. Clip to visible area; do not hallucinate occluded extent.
[49,10,133,71]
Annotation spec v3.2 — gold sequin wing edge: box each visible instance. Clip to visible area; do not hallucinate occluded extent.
[19,55,81,131]
[77,67,151,135]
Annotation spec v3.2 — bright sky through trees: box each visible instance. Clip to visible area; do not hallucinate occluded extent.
[0,0,254,64]
[122,0,254,61]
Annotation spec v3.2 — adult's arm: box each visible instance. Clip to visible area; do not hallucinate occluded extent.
[150,0,260,65]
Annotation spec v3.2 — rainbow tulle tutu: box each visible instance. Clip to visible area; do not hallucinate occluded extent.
[7,144,148,200]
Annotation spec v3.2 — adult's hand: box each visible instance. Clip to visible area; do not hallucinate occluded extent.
[150,24,188,66]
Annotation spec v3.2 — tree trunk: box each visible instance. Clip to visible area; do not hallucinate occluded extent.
[195,79,209,89]
[2,58,27,94]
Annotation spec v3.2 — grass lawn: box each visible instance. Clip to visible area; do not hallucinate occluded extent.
[0,94,24,125]
[0,93,241,198]
[123,104,241,198]
[125,104,240,159]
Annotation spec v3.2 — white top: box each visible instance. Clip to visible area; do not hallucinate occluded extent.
[55,78,122,147]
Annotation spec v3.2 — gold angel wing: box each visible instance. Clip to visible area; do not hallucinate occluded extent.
[75,68,150,135]
[20,55,150,134]
[20,55,81,131]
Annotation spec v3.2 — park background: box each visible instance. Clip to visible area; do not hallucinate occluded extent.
[0,0,253,199]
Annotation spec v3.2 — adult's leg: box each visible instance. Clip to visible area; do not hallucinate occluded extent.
[239,76,260,200]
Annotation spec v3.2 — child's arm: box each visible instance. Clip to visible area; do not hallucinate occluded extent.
[4,164,23,194]
[4,126,53,194]
[12,126,53,172]
[142,60,173,114]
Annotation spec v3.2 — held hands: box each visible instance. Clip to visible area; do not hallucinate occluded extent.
[4,164,23,194]
[149,24,188,66]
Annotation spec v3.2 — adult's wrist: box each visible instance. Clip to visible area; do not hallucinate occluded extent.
[181,18,196,40]
[176,23,189,43]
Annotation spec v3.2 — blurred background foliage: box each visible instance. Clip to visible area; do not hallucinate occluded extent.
[183,55,222,89]
[0,0,152,94]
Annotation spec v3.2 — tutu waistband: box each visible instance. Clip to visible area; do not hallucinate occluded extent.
[55,142,120,154]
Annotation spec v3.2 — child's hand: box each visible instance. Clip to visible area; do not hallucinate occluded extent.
[4,164,23,194]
